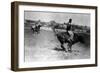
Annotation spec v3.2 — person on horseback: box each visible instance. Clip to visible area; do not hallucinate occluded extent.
[35,20,42,33]
[31,20,42,33]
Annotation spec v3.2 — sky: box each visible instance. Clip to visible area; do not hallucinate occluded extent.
[24,11,90,26]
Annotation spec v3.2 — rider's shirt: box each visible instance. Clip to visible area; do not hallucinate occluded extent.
[66,23,71,31]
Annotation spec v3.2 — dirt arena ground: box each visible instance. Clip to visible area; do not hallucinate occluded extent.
[24,28,90,62]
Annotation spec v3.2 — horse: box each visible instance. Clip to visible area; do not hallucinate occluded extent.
[52,27,84,52]
[31,25,42,34]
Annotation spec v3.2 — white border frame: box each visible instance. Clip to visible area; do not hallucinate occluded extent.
[18,5,96,68]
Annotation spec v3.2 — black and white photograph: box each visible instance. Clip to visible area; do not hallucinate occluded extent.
[11,2,97,71]
[24,11,90,62]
